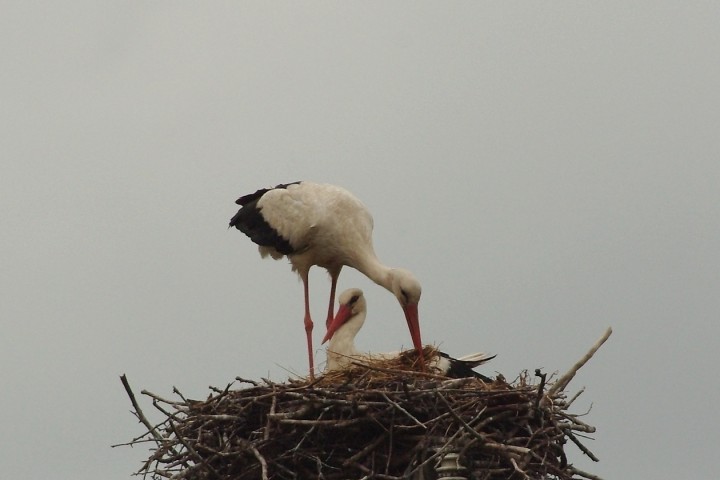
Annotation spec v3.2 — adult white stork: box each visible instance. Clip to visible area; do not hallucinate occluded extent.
[323,288,495,380]
[229,181,424,379]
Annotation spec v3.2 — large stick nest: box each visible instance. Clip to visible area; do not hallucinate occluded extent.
[120,331,610,480]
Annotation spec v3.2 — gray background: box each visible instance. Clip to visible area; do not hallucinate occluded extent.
[2,2,719,478]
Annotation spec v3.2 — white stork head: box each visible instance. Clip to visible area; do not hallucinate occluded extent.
[322,288,366,345]
[388,268,422,305]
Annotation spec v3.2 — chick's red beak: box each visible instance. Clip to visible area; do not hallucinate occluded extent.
[322,304,353,344]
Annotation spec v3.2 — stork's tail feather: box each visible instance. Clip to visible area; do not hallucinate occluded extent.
[435,351,496,381]
[456,352,497,367]
[259,246,285,260]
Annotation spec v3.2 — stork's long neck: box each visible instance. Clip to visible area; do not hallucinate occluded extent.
[327,311,363,356]
[350,250,394,293]
[326,310,364,371]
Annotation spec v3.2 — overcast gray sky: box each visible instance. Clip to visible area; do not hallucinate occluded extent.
[2,2,719,478]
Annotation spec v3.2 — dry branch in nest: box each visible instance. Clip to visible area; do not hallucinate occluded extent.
[118,328,611,480]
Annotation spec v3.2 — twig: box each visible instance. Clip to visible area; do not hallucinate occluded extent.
[483,442,532,457]
[235,376,259,386]
[264,386,277,441]
[168,420,214,475]
[558,422,596,433]
[343,433,388,467]
[565,430,599,462]
[510,457,531,480]
[381,393,427,429]
[562,386,586,409]
[140,389,186,406]
[567,465,605,480]
[274,417,366,427]
[534,368,548,424]
[173,386,189,402]
[238,439,270,480]
[436,393,486,443]
[151,399,182,422]
[120,374,163,443]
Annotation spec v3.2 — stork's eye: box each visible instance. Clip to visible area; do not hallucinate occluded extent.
[400,289,409,303]
[349,295,360,304]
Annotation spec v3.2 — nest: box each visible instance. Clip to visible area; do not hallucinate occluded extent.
[119,330,611,480]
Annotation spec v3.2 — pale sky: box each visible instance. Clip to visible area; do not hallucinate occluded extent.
[2,2,719,479]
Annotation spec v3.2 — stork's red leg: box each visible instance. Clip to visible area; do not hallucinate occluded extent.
[326,270,340,328]
[301,272,315,379]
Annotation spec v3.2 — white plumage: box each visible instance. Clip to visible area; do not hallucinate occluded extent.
[323,288,494,379]
[230,182,424,379]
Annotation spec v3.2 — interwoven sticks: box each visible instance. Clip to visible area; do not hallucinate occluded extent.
[120,329,611,480]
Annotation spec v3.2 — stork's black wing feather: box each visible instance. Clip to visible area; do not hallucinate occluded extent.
[229,181,302,255]
[234,181,302,206]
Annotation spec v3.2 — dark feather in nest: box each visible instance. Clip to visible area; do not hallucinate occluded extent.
[121,346,602,480]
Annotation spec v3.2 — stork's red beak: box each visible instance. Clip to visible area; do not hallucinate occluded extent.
[322,304,353,344]
[403,303,425,366]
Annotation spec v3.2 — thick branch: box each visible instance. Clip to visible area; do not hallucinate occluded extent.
[545,327,612,402]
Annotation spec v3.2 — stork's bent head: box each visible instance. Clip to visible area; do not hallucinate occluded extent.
[388,268,424,364]
[389,268,422,305]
